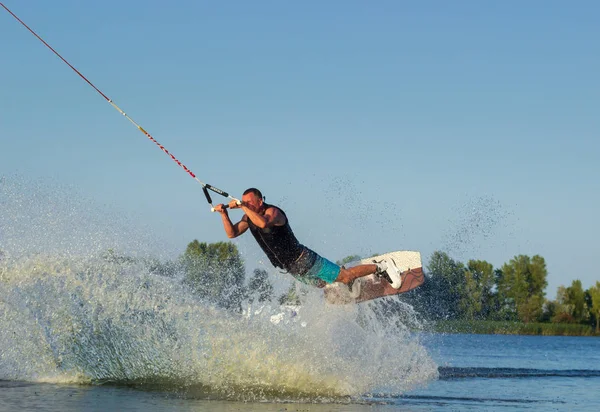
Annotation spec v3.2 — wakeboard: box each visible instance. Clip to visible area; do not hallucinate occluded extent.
[324,250,424,304]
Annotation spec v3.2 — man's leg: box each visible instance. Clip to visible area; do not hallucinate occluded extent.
[307,250,401,289]
[335,259,403,289]
[335,264,378,284]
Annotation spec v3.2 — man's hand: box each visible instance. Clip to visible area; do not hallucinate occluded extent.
[228,199,242,209]
[214,203,228,213]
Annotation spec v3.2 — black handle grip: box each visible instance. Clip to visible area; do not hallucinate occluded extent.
[206,184,229,198]
[202,186,213,204]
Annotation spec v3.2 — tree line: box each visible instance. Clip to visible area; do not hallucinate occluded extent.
[13,240,593,331]
[400,251,600,331]
[172,241,600,332]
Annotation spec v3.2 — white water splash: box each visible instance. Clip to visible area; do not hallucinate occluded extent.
[0,176,438,401]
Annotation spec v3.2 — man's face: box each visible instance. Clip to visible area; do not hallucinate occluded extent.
[242,193,263,213]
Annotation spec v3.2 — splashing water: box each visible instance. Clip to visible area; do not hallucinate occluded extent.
[439,195,510,260]
[0,176,166,260]
[0,177,437,401]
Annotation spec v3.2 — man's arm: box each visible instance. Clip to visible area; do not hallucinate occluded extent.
[242,204,286,229]
[214,204,249,238]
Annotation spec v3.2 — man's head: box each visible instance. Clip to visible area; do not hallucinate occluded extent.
[242,188,264,213]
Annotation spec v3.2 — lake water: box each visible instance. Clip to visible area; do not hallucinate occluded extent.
[2,267,599,412]
[405,333,600,410]
[1,334,599,411]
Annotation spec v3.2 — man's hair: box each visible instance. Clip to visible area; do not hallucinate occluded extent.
[243,187,263,200]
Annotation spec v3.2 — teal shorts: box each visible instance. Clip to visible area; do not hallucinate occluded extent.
[287,248,340,287]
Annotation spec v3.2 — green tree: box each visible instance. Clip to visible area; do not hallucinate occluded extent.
[487,268,515,320]
[565,280,587,323]
[551,285,576,323]
[424,251,466,320]
[541,298,563,323]
[247,268,274,303]
[182,240,245,310]
[497,255,548,323]
[278,283,301,306]
[336,255,362,266]
[460,260,495,320]
[588,281,600,331]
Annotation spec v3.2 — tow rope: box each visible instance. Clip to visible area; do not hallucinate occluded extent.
[1,3,239,212]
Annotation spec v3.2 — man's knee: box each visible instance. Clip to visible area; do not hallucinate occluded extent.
[335,267,350,284]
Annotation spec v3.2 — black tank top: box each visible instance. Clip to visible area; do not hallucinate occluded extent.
[245,204,305,270]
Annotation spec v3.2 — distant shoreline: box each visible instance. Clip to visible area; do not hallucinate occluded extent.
[432,320,599,337]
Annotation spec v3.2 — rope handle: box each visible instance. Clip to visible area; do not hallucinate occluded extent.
[203,186,241,212]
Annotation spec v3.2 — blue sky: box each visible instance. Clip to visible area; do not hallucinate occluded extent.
[1,1,598,296]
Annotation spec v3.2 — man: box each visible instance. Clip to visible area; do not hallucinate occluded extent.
[214,188,403,290]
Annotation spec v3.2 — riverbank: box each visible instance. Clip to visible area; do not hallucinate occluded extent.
[432,320,598,336]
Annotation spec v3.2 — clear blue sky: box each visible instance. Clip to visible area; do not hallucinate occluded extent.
[1,1,598,296]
